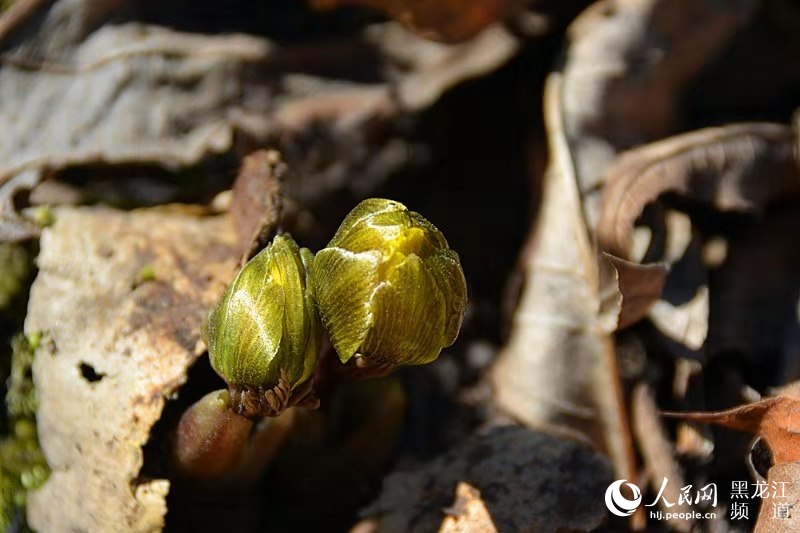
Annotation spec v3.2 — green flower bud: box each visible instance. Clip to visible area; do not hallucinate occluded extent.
[206,234,321,418]
[312,198,467,374]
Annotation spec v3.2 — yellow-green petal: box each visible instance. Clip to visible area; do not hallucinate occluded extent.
[272,236,308,380]
[361,254,447,366]
[424,249,467,347]
[334,219,402,254]
[313,247,380,363]
[207,256,284,387]
[328,198,406,248]
[298,247,321,384]
[206,234,319,391]
[314,197,468,372]
[407,211,449,253]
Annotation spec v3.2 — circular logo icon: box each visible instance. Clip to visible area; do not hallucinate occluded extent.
[605,480,642,517]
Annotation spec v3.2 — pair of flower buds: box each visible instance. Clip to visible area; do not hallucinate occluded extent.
[205,199,468,418]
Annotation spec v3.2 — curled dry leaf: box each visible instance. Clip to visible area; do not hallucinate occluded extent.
[24,207,240,531]
[560,0,758,225]
[311,0,520,43]
[555,0,757,344]
[267,76,402,207]
[362,426,612,533]
[665,396,800,465]
[598,253,667,331]
[597,123,799,258]
[597,123,799,351]
[491,74,637,485]
[668,396,800,531]
[264,20,518,204]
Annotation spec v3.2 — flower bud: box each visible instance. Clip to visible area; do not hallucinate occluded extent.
[205,234,321,417]
[312,198,467,374]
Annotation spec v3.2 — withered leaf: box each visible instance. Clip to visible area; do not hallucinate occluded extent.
[1,0,521,208]
[491,74,637,485]
[755,462,800,532]
[598,253,667,331]
[561,0,758,226]
[557,0,757,352]
[369,22,518,112]
[598,123,799,258]
[229,150,286,264]
[439,483,497,533]
[665,396,800,465]
[0,2,279,186]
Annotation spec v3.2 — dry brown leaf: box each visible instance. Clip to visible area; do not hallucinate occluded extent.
[771,381,800,400]
[0,2,278,186]
[596,123,799,353]
[368,22,518,112]
[598,253,667,331]
[558,0,758,351]
[0,1,519,213]
[24,206,240,531]
[594,122,800,356]
[229,150,286,264]
[665,397,800,465]
[490,74,637,486]
[755,462,800,532]
[362,426,612,533]
[439,482,497,533]
[311,0,519,43]
[561,0,758,226]
[597,123,799,258]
